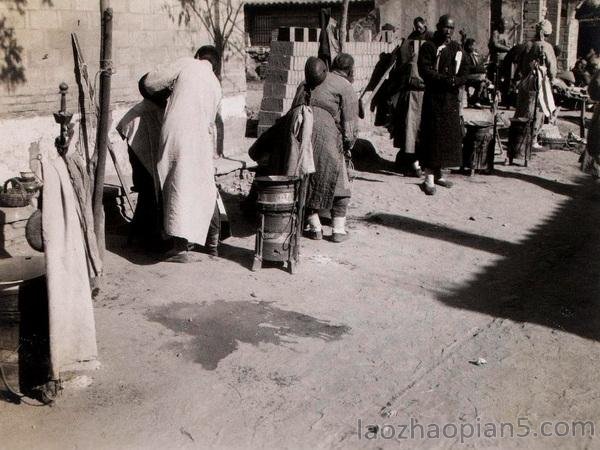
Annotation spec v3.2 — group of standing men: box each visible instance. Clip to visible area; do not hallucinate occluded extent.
[379,13,573,192]
[383,14,468,195]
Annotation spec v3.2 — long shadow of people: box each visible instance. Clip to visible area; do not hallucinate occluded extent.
[492,167,579,197]
[364,175,600,342]
[364,213,516,257]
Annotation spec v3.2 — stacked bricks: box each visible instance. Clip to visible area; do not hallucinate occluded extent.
[257,28,320,136]
[257,29,393,136]
[0,205,36,257]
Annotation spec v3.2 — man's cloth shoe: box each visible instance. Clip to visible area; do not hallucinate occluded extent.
[332,231,350,243]
[304,229,323,240]
[420,182,436,195]
[435,178,454,188]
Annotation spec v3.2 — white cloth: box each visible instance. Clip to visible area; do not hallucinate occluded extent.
[42,155,98,380]
[290,105,316,176]
[536,66,556,118]
[145,58,222,245]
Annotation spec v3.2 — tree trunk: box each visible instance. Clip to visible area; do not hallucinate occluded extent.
[93,0,113,265]
[339,0,350,52]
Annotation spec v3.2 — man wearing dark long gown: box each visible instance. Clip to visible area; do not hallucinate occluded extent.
[417,14,467,195]
[392,17,432,177]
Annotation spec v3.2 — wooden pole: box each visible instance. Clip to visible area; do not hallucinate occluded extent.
[555,0,562,46]
[92,0,113,263]
[339,0,350,52]
[519,0,525,43]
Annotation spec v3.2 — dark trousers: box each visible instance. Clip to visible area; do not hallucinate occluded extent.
[205,201,221,248]
[128,148,162,246]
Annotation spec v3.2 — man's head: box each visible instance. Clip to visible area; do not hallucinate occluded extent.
[195,45,221,76]
[465,38,476,53]
[535,19,552,38]
[305,57,328,89]
[414,17,427,35]
[332,53,355,82]
[138,73,169,108]
[586,47,599,62]
[437,14,455,43]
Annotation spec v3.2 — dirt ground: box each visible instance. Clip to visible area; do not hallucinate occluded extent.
[2,107,600,449]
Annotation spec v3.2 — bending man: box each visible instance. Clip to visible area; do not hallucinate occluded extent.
[144,45,224,261]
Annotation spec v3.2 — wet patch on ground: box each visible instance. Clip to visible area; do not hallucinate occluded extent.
[147,301,350,370]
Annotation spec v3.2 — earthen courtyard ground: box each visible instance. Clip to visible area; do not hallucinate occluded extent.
[1,105,599,449]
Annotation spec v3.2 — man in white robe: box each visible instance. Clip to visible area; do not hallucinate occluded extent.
[144,46,223,261]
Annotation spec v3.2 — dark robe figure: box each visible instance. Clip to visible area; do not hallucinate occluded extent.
[417,15,467,194]
[463,38,490,108]
[391,17,432,176]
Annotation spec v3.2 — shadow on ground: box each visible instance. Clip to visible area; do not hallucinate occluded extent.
[352,138,401,176]
[147,301,350,370]
[363,173,600,342]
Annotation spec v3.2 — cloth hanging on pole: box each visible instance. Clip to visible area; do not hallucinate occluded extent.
[42,155,99,381]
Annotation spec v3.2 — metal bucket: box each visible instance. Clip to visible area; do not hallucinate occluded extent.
[0,283,20,392]
[255,176,297,213]
[254,176,299,263]
[463,121,494,170]
[508,117,531,160]
[0,256,47,396]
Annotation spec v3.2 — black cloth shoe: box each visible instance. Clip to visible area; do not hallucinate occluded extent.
[435,178,454,188]
[332,231,350,243]
[420,182,436,195]
[304,229,323,240]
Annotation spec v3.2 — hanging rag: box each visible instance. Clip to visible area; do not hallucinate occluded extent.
[287,105,316,176]
[41,155,99,381]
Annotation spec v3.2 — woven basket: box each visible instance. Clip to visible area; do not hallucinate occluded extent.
[0,178,33,208]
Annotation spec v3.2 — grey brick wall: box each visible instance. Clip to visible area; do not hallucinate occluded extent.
[0,0,246,119]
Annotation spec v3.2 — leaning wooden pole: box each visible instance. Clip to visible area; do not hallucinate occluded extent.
[93,0,113,263]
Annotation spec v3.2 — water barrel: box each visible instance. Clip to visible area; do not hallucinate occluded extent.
[463,121,494,170]
[254,176,299,262]
[508,117,531,160]
[255,176,297,213]
[0,256,46,396]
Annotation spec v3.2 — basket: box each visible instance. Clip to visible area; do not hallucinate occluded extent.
[0,178,34,208]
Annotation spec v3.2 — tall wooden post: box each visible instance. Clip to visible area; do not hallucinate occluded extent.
[519,0,525,43]
[93,0,113,263]
[339,0,350,52]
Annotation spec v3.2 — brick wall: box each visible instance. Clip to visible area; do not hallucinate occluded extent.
[376,0,492,52]
[0,0,246,117]
[0,0,248,183]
